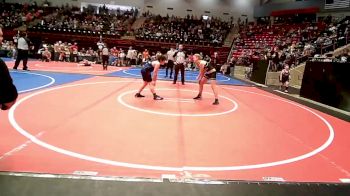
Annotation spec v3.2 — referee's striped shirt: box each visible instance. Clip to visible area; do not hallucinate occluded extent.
[17,37,29,50]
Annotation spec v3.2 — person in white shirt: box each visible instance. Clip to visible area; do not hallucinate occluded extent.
[53,41,61,61]
[220,62,230,75]
[42,47,51,62]
[126,46,134,66]
[192,54,219,105]
[78,59,95,67]
[131,49,138,66]
[173,44,186,85]
[118,49,126,66]
[165,48,175,78]
[97,40,104,63]
[102,45,109,70]
[13,31,30,70]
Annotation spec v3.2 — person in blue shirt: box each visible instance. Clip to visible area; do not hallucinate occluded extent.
[135,54,166,100]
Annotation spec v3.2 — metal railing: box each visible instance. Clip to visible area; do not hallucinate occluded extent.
[317,35,350,55]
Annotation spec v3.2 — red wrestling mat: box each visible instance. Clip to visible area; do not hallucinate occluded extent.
[0,76,349,183]
[5,61,124,75]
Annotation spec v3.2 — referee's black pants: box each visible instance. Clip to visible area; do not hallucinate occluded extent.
[173,63,185,84]
[13,49,29,70]
[165,60,174,78]
[102,55,109,69]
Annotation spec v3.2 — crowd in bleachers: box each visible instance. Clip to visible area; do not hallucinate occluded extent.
[0,2,44,29]
[0,40,17,58]
[3,2,350,73]
[36,40,131,65]
[0,1,231,71]
[135,14,231,46]
[29,4,137,37]
[231,15,350,71]
[34,40,219,72]
[1,2,230,46]
[231,22,321,71]
[0,2,137,37]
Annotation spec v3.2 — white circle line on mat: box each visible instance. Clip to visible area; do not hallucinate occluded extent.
[122,69,231,82]
[10,70,55,93]
[118,88,238,117]
[8,81,334,172]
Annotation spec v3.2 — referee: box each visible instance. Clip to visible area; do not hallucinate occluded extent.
[173,44,186,85]
[0,25,18,110]
[13,31,30,70]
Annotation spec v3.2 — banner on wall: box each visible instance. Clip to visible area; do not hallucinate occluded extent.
[325,0,350,9]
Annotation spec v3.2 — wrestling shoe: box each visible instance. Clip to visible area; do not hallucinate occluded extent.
[135,93,145,98]
[153,95,164,100]
[212,99,219,105]
[193,95,202,100]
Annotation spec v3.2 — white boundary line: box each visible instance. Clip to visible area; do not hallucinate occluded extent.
[10,71,56,93]
[274,90,350,116]
[33,63,121,73]
[122,69,231,82]
[118,88,238,117]
[0,132,45,161]
[339,178,350,183]
[8,81,334,172]
[0,172,163,182]
[163,98,194,102]
[34,63,94,70]
[163,98,194,103]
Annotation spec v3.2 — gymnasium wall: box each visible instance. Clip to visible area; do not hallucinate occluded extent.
[264,0,295,4]
[142,0,258,21]
[4,0,144,8]
[4,0,259,22]
[254,0,322,17]
[317,11,350,19]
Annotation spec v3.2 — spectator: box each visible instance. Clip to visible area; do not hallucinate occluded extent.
[220,62,230,75]
[42,47,51,62]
